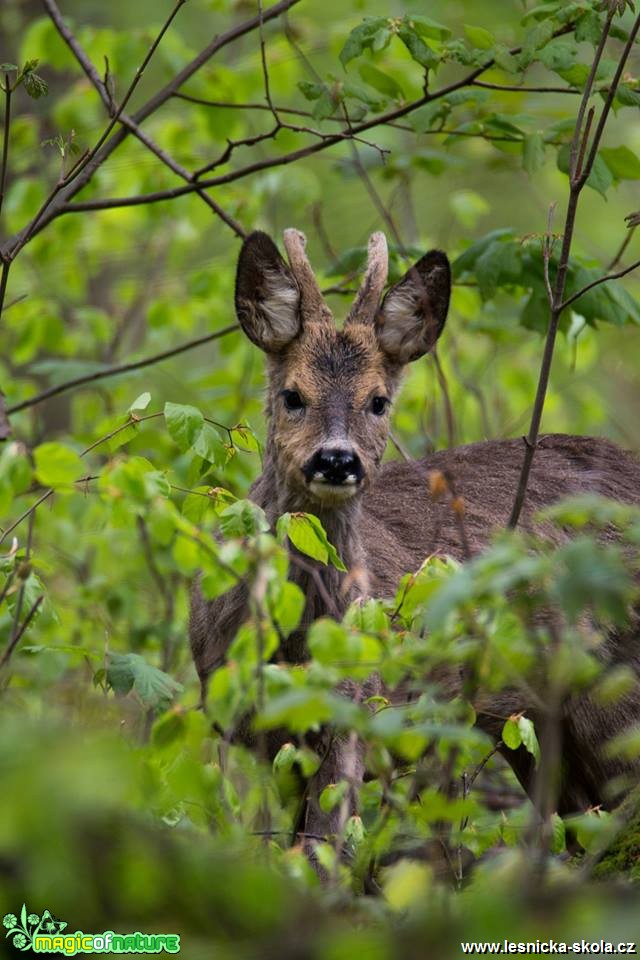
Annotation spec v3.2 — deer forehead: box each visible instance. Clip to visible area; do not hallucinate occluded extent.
[279,325,391,401]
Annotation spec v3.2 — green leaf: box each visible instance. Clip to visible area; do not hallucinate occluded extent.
[519,17,554,68]
[297,80,324,101]
[319,780,349,813]
[522,132,546,176]
[551,813,566,854]
[409,15,451,41]
[339,17,390,67]
[501,717,522,750]
[358,63,404,99]
[269,581,305,637]
[493,44,519,73]
[33,441,83,487]
[343,79,386,110]
[615,83,640,108]
[601,145,640,180]
[128,391,151,412]
[164,402,204,451]
[219,499,269,537]
[517,716,540,763]
[464,25,495,50]
[192,422,227,467]
[22,70,48,99]
[575,10,604,45]
[397,23,440,69]
[474,238,521,300]
[276,512,347,571]
[537,38,579,73]
[106,652,183,710]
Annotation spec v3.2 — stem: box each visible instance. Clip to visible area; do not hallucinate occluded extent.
[560,255,640,312]
[0,259,10,318]
[0,80,11,218]
[0,595,44,669]
[508,11,639,529]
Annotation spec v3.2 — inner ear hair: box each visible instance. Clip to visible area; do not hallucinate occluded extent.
[375,250,451,364]
[235,231,301,353]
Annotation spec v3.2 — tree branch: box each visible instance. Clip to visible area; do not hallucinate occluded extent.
[43,0,246,238]
[507,10,640,529]
[559,256,640,311]
[0,76,11,218]
[8,0,190,260]
[6,324,239,415]
[0,0,301,259]
[0,595,44,669]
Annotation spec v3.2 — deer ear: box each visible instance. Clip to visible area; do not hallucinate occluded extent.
[375,250,451,363]
[235,231,301,353]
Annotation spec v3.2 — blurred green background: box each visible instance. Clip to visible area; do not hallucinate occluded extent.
[1,0,640,954]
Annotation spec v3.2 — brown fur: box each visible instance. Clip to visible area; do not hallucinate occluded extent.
[190,231,640,846]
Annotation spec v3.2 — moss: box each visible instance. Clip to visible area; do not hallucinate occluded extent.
[592,791,640,882]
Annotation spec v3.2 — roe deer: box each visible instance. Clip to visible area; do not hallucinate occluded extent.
[190,228,640,850]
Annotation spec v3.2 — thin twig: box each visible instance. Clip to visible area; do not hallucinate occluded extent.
[508,11,639,529]
[560,256,640,311]
[472,80,580,95]
[0,595,44,669]
[542,202,557,307]
[43,0,246,238]
[12,0,189,258]
[431,348,456,448]
[0,77,11,217]
[55,25,577,223]
[0,0,301,260]
[6,324,239,415]
[607,223,637,271]
[287,552,341,620]
[0,259,10,319]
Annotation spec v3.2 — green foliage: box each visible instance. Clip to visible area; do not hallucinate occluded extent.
[1,0,640,952]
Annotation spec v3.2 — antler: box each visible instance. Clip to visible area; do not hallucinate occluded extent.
[283,228,333,324]
[346,232,388,326]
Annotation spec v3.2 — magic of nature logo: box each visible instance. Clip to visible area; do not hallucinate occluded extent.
[3,904,180,954]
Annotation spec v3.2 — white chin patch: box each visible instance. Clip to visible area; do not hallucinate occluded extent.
[308,481,358,502]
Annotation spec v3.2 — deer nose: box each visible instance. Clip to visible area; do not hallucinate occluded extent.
[304,447,364,486]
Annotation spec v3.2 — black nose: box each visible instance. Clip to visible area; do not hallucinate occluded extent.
[303,447,364,486]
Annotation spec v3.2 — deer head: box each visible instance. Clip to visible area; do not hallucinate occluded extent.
[235,229,451,510]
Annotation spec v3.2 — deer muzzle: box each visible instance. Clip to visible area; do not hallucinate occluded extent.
[302,447,364,499]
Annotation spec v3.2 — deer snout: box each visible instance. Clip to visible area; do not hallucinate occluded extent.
[303,447,364,488]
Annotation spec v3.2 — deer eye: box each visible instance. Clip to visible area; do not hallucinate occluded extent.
[282,389,305,412]
[371,396,389,416]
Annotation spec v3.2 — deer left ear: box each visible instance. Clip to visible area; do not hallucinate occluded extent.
[375,250,451,364]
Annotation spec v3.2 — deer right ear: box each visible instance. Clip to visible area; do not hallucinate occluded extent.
[375,250,451,364]
[235,231,301,353]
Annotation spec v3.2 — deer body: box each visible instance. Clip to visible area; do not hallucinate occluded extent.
[190,229,640,842]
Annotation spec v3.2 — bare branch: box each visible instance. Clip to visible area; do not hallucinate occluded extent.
[542,202,557,307]
[0,595,44,669]
[0,76,12,217]
[560,256,640,311]
[471,80,581,95]
[6,324,239,416]
[508,11,640,529]
[607,222,637,271]
[0,0,302,259]
[10,0,190,259]
[0,259,10,321]
[43,0,246,238]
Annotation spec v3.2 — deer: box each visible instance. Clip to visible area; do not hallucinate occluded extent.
[190,228,640,856]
